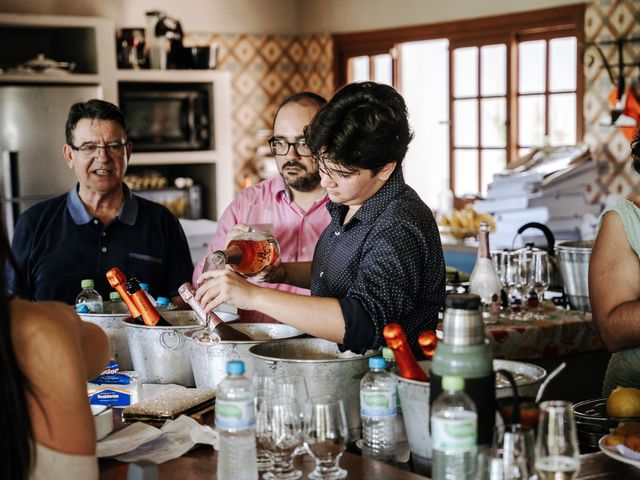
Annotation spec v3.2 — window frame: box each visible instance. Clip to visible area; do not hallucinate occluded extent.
[333,5,585,195]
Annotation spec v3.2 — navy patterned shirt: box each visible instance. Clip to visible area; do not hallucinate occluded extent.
[311,168,446,355]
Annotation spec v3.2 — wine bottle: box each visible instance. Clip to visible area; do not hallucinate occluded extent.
[418,330,438,359]
[205,231,280,277]
[382,323,428,382]
[106,267,142,323]
[126,277,171,327]
[178,283,252,341]
[469,221,502,310]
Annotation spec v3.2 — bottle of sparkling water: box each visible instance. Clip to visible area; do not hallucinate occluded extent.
[139,282,157,306]
[105,291,128,314]
[360,356,397,463]
[216,360,258,480]
[156,296,171,310]
[75,279,103,313]
[431,376,477,480]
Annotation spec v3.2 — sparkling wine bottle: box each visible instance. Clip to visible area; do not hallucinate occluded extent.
[418,330,438,359]
[178,282,252,341]
[469,221,502,310]
[382,323,428,382]
[205,231,280,277]
[126,277,171,327]
[106,267,142,323]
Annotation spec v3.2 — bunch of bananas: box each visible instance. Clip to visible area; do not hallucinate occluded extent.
[438,205,495,240]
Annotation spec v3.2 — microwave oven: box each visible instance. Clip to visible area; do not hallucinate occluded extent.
[119,82,212,152]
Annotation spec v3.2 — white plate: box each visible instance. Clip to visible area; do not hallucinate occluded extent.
[598,436,640,469]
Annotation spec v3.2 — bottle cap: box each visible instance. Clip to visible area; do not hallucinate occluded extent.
[75,304,90,313]
[227,360,245,375]
[156,296,170,307]
[382,347,395,361]
[109,291,121,301]
[442,375,464,392]
[140,282,149,292]
[81,279,95,289]
[368,357,386,369]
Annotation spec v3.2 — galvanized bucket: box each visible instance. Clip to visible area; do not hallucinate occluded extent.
[186,323,303,391]
[80,311,133,370]
[556,240,593,311]
[249,338,378,441]
[392,359,546,462]
[123,309,238,386]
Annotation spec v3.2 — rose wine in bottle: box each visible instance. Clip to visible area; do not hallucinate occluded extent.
[126,277,171,327]
[205,231,280,277]
[469,221,502,312]
[382,323,428,382]
[106,267,143,323]
[418,330,438,359]
[178,283,252,341]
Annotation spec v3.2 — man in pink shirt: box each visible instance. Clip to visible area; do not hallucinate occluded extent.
[193,92,330,322]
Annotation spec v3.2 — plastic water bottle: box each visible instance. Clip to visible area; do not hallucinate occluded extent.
[382,347,410,463]
[156,296,171,310]
[360,356,396,463]
[216,360,258,480]
[139,282,156,306]
[431,376,478,480]
[75,279,103,313]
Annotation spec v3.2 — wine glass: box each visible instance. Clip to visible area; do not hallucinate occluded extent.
[513,250,532,321]
[497,251,518,320]
[303,395,349,479]
[257,396,303,480]
[254,371,275,471]
[531,251,550,319]
[492,423,536,479]
[535,401,580,480]
[476,447,530,480]
[246,204,274,235]
[273,375,309,457]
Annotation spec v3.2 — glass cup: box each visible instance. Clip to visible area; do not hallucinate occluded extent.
[246,204,274,235]
[476,447,530,480]
[303,395,349,480]
[273,375,309,457]
[535,400,580,480]
[254,371,275,471]
[492,423,536,479]
[257,396,303,480]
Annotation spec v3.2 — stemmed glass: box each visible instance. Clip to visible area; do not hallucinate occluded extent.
[531,251,550,319]
[273,375,309,457]
[512,250,532,321]
[476,448,530,480]
[534,401,580,480]
[495,251,518,320]
[491,423,536,479]
[257,396,303,480]
[253,371,275,471]
[303,395,349,479]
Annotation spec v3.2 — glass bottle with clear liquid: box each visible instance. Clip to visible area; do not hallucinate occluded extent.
[204,231,280,277]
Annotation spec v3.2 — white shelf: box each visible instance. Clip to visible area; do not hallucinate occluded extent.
[130,151,220,166]
[0,73,102,85]
[115,69,225,83]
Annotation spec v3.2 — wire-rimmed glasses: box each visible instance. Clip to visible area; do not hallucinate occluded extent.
[303,395,349,480]
[268,137,311,157]
[257,396,303,480]
[69,140,128,158]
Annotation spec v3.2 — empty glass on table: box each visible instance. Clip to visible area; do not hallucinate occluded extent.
[531,251,550,319]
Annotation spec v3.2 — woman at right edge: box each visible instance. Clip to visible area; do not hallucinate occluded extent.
[590,129,640,396]
[196,81,446,355]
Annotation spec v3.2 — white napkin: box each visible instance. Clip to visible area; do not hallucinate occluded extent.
[97,415,217,464]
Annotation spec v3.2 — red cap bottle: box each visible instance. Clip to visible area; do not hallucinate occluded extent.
[383,323,428,382]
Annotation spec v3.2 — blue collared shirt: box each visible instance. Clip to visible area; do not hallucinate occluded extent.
[311,168,446,355]
[9,184,193,304]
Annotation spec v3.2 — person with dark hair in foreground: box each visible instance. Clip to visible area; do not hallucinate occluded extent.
[192,92,330,323]
[590,129,640,395]
[195,82,445,354]
[8,99,193,307]
[0,205,110,478]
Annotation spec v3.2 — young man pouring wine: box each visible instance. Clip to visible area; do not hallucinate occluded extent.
[195,82,446,355]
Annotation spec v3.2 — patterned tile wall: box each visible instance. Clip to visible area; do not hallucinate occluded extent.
[584,0,640,202]
[209,33,334,190]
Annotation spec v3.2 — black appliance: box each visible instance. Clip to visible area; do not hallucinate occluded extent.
[119,82,212,152]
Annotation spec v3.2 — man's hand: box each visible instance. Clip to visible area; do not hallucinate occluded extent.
[225,223,251,246]
[195,268,258,312]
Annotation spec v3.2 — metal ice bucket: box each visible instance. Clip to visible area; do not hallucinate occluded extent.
[123,310,238,386]
[249,338,378,441]
[556,240,593,311]
[392,359,546,462]
[80,311,133,370]
[186,323,303,391]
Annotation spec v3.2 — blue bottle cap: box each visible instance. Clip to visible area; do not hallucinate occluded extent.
[156,296,170,306]
[227,360,245,375]
[75,304,90,313]
[369,357,386,369]
[140,282,149,292]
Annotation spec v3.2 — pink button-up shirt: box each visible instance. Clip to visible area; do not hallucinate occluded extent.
[193,175,330,322]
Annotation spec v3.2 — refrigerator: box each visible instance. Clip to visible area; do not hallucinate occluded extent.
[0,84,101,237]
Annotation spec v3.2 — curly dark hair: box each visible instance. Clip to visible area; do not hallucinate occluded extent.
[632,128,640,174]
[65,99,128,146]
[304,81,413,176]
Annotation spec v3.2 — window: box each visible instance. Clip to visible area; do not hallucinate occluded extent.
[334,5,584,201]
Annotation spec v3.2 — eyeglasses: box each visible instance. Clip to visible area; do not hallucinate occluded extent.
[69,141,128,157]
[268,137,311,157]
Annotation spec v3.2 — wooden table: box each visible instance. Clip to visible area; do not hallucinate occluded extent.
[100,449,640,479]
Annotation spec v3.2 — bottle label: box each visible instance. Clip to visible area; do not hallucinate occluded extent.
[431,412,477,452]
[216,399,256,430]
[360,390,397,417]
[80,301,103,313]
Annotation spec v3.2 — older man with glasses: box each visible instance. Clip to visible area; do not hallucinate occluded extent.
[8,99,193,307]
[193,92,330,323]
